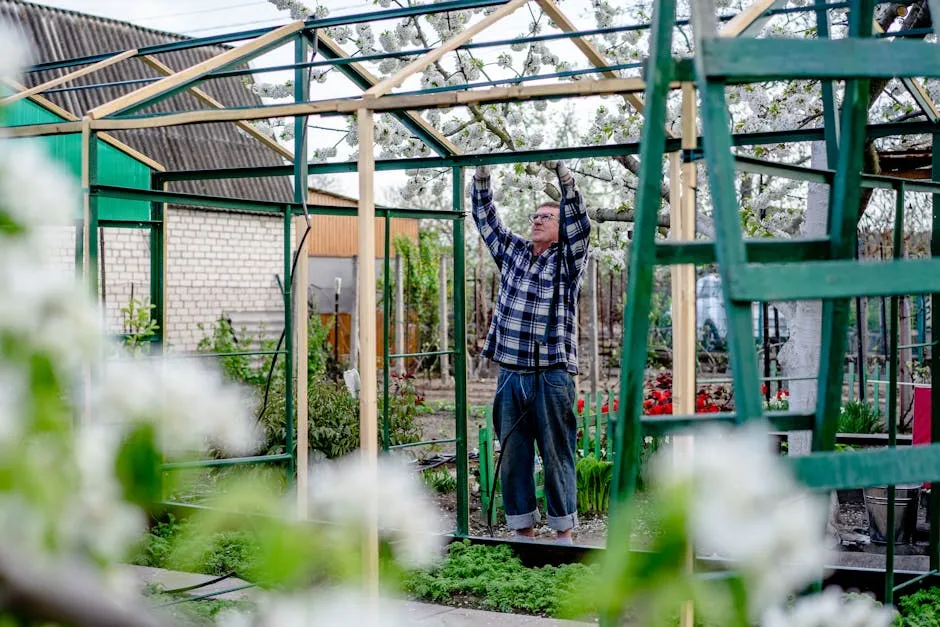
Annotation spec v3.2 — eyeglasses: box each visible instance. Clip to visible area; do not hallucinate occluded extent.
[528,213,558,223]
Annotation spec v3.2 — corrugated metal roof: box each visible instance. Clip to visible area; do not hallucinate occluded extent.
[1,0,292,204]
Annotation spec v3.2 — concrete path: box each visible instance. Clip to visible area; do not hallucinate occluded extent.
[124,565,593,625]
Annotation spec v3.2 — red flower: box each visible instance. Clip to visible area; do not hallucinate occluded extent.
[577,398,585,414]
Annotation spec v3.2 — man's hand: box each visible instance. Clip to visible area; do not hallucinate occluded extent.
[539,160,571,180]
[474,164,491,179]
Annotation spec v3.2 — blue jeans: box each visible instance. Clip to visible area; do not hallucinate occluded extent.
[493,366,578,532]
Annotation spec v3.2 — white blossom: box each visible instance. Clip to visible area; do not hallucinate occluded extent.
[653,420,830,616]
[306,454,444,568]
[0,22,30,82]
[92,358,261,456]
[762,588,896,627]
[219,588,409,627]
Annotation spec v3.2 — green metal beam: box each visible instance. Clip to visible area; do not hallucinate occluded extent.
[790,443,940,491]
[453,167,470,537]
[729,259,940,301]
[91,185,464,220]
[654,238,830,265]
[701,38,940,82]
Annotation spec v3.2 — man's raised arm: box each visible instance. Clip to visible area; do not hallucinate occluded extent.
[544,161,591,273]
[471,165,524,266]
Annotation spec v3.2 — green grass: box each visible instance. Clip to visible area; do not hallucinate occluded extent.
[402,540,599,618]
[131,516,260,579]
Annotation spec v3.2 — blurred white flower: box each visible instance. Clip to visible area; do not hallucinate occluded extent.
[0,21,30,82]
[219,588,409,627]
[653,420,830,616]
[0,140,79,245]
[307,454,444,568]
[93,358,261,456]
[762,587,896,627]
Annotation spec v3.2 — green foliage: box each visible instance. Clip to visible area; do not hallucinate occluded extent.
[173,528,261,579]
[378,372,425,449]
[132,516,182,570]
[306,378,360,459]
[422,467,457,494]
[576,454,613,515]
[120,294,158,354]
[896,587,940,626]
[392,231,445,368]
[839,400,883,434]
[148,588,252,626]
[402,540,599,617]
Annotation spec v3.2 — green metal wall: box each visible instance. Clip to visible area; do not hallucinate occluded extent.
[2,99,152,222]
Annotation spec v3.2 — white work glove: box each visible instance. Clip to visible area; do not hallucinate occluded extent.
[474,164,491,179]
[540,160,571,179]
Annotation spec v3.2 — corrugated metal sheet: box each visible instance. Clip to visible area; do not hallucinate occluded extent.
[0,0,292,205]
[306,215,419,258]
[8,98,151,221]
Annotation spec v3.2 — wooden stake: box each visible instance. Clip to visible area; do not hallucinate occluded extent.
[0,49,138,106]
[588,254,600,401]
[294,216,309,519]
[357,108,380,599]
[672,83,698,627]
[365,0,529,98]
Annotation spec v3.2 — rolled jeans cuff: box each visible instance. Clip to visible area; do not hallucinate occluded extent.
[505,508,540,531]
[547,512,577,532]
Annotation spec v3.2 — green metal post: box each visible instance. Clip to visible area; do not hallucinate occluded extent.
[847,362,855,403]
[84,128,100,297]
[149,173,165,355]
[383,213,392,451]
[885,183,904,603]
[813,0,875,452]
[930,133,940,571]
[609,0,677,507]
[453,167,470,536]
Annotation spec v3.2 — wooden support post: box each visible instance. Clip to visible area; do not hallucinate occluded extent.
[671,83,698,627]
[294,216,309,518]
[350,255,359,369]
[396,253,406,376]
[1,49,138,106]
[439,256,450,384]
[356,108,380,599]
[588,255,600,401]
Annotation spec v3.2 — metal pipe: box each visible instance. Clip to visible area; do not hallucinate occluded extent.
[161,453,292,470]
[390,350,456,359]
[388,438,459,450]
[453,166,469,536]
[885,182,904,604]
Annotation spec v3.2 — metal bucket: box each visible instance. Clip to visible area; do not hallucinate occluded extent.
[863,484,921,544]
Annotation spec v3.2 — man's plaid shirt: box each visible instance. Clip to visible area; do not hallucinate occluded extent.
[471,173,591,374]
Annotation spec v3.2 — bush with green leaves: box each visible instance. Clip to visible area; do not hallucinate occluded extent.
[576,453,613,515]
[839,400,884,434]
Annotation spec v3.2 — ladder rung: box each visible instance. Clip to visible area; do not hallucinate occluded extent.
[729,259,940,301]
[641,411,814,435]
[655,238,829,266]
[701,38,940,83]
[790,443,940,492]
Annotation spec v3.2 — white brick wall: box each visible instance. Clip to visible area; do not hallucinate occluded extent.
[44,209,295,352]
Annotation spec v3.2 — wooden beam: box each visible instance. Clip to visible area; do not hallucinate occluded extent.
[718,0,777,37]
[140,55,294,163]
[534,0,651,117]
[88,21,305,119]
[1,78,165,171]
[86,78,655,131]
[317,33,461,155]
[356,107,380,600]
[872,20,940,122]
[671,82,698,627]
[1,49,138,106]
[365,0,529,98]
[4,120,85,137]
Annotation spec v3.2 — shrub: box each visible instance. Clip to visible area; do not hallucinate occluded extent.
[839,400,883,434]
[422,467,457,494]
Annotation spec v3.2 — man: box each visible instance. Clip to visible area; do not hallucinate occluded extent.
[471,160,591,544]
